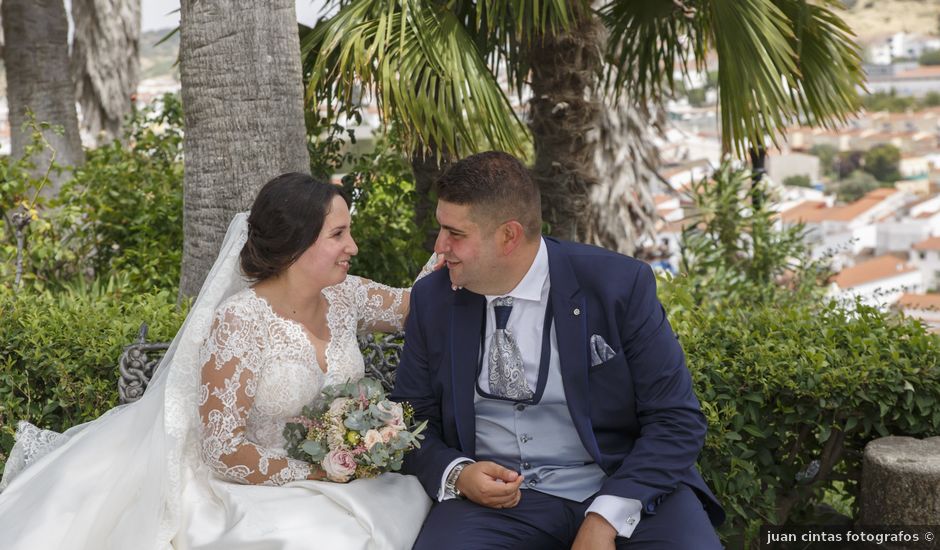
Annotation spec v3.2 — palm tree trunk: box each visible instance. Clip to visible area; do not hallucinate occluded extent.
[71,0,141,144]
[527,7,602,242]
[585,97,660,255]
[179,0,310,298]
[527,6,658,253]
[2,0,85,193]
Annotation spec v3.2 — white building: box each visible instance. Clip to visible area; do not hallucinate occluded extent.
[766,152,821,186]
[830,254,924,308]
[911,236,940,291]
[780,188,915,259]
[867,65,940,98]
[875,194,940,254]
[900,154,931,179]
[896,293,940,333]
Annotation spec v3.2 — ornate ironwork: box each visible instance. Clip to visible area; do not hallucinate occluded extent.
[360,332,404,393]
[117,325,405,404]
[117,324,170,405]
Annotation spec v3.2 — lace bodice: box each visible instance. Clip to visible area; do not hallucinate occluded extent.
[198,275,408,486]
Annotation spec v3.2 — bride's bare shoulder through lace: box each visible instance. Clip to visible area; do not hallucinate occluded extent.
[197,290,315,486]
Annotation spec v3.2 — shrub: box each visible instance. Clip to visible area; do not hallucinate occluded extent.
[782,174,811,188]
[834,170,879,203]
[862,143,901,183]
[0,277,187,476]
[342,132,432,288]
[671,162,940,546]
[0,94,184,294]
[809,144,838,178]
[661,275,940,545]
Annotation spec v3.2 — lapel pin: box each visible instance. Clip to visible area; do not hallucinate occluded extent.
[573,308,581,316]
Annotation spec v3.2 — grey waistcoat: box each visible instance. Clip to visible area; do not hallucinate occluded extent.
[473,325,606,503]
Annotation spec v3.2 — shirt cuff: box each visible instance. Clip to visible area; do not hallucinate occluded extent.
[437,458,475,501]
[586,495,643,538]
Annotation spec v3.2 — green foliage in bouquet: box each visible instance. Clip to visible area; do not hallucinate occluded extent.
[664,163,940,546]
[283,378,427,482]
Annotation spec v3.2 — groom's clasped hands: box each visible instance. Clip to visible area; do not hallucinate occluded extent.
[454,461,524,509]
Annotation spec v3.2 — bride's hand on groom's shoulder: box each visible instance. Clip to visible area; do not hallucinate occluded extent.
[455,461,523,509]
[432,253,445,272]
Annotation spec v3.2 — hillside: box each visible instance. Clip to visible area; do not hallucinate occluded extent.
[836,0,940,40]
[140,28,179,81]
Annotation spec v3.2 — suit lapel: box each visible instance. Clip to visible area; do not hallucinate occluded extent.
[450,289,484,455]
[546,239,602,462]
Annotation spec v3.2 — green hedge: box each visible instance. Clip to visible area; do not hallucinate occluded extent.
[0,280,186,475]
[660,275,940,544]
[662,163,940,545]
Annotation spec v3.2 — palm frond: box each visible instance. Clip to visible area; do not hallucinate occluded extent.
[709,0,799,156]
[452,0,578,106]
[602,0,863,157]
[303,0,529,157]
[600,0,707,104]
[772,0,865,129]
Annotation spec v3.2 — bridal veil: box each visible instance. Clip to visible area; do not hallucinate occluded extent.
[0,213,252,549]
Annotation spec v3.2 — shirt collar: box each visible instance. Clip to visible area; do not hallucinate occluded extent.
[485,238,548,305]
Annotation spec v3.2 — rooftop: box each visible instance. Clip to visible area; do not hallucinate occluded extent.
[898,293,940,310]
[831,254,917,289]
[913,236,940,251]
[779,200,827,223]
[796,188,899,223]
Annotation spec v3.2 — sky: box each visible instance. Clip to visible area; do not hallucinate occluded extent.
[141,0,328,32]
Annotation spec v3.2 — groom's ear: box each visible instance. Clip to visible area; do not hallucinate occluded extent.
[498,220,525,256]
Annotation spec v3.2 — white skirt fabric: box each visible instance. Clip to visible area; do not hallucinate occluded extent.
[0,392,429,550]
[176,466,430,550]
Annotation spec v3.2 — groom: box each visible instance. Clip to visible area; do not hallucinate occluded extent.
[392,151,724,549]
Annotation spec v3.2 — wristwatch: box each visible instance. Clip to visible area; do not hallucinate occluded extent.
[444,461,470,499]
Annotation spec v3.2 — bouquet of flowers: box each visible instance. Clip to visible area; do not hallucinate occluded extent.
[283,377,427,482]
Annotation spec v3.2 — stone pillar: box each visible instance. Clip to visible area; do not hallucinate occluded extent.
[860,436,940,549]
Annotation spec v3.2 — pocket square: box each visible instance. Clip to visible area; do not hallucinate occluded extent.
[590,334,617,366]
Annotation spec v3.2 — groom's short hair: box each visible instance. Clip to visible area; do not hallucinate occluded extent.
[435,151,541,239]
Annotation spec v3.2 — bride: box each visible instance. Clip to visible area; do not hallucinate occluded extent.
[0,172,434,549]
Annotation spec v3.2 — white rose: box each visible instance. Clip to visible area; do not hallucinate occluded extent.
[328,397,352,417]
[363,429,384,450]
[321,449,356,483]
[376,401,405,429]
[379,426,398,444]
[326,423,345,449]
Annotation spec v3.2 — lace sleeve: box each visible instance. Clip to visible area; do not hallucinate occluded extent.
[351,254,437,333]
[198,306,315,486]
[352,276,409,334]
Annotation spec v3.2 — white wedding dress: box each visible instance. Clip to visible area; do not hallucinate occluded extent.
[0,214,431,550]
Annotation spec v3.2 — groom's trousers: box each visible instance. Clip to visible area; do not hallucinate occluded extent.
[411,483,722,550]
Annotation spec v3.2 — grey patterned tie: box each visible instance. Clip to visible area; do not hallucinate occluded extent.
[488,297,533,400]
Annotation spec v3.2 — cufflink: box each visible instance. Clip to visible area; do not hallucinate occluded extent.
[627,517,636,526]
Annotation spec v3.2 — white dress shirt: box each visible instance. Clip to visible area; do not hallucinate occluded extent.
[439,238,641,538]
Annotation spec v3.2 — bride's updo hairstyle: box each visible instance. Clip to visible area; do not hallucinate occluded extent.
[241,172,347,281]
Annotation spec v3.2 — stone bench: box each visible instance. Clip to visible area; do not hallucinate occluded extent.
[117,323,405,404]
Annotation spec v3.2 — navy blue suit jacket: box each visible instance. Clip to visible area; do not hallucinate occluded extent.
[392,237,724,526]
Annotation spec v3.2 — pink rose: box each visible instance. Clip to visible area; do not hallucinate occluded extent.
[363,429,384,450]
[322,449,357,482]
[379,426,398,443]
[376,401,405,429]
